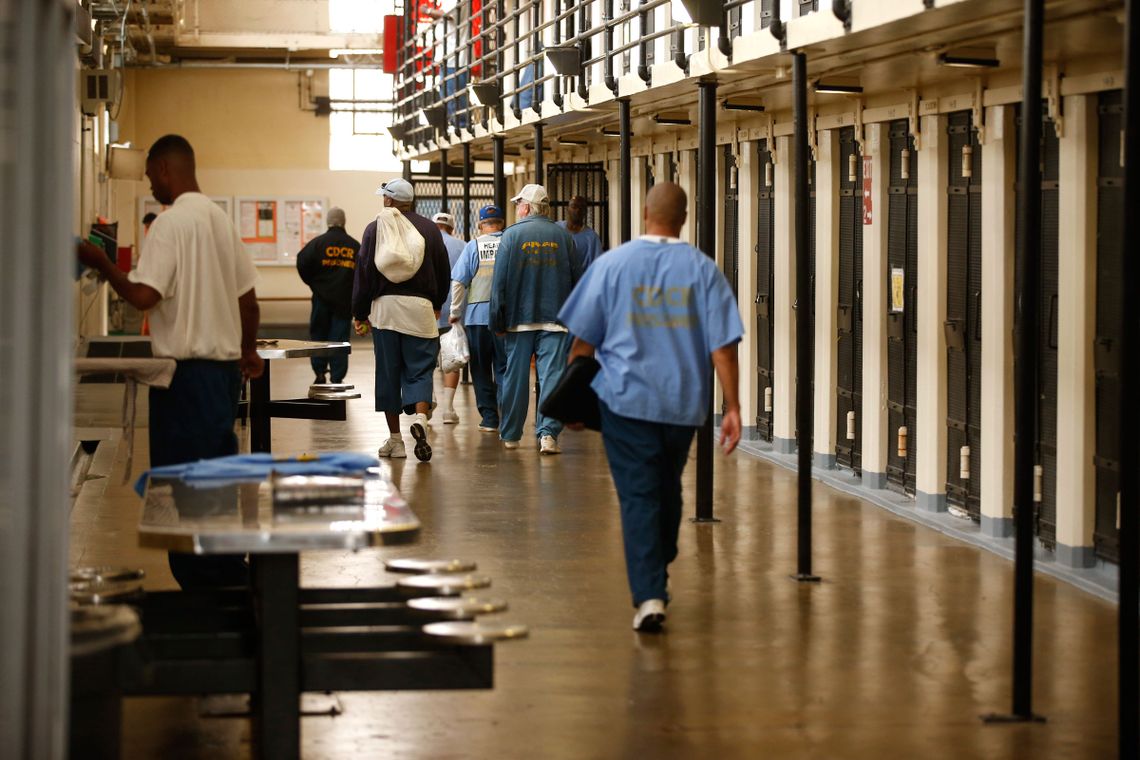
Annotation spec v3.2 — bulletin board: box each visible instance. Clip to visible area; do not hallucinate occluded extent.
[237,195,327,266]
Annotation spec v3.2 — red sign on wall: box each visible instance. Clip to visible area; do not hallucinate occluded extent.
[862,156,873,225]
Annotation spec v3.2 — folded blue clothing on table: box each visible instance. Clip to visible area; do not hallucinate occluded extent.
[133,452,379,496]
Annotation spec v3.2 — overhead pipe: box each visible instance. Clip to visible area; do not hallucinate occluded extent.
[832,0,851,30]
[982,0,1044,724]
[770,0,786,45]
[1120,0,1140,752]
[792,50,818,582]
[694,78,718,523]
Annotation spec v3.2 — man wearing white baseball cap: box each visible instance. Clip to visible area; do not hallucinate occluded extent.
[351,177,451,462]
[432,210,468,423]
[489,183,587,454]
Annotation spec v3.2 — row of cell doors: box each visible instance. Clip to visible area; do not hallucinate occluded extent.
[735,109,1132,558]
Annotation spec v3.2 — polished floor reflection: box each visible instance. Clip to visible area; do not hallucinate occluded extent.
[71,338,1116,758]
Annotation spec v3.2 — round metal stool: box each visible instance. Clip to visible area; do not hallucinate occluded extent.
[396,573,492,595]
[406,596,508,619]
[422,620,529,645]
[385,558,478,574]
[70,579,144,606]
[70,566,145,584]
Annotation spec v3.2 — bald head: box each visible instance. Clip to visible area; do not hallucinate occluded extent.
[644,182,687,237]
[145,134,199,205]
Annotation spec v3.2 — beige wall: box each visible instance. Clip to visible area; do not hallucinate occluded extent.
[113,68,400,324]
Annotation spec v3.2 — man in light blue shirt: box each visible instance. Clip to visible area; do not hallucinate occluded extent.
[556,195,604,270]
[449,205,506,431]
[434,211,468,424]
[558,181,743,633]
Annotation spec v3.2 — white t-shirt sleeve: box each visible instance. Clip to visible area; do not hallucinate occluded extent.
[231,225,258,296]
[128,219,178,298]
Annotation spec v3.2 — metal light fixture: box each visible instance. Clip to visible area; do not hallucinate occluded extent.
[388,122,410,142]
[671,0,723,26]
[601,128,633,138]
[938,47,1000,68]
[813,79,863,95]
[558,137,589,146]
[722,99,765,112]
[545,44,582,76]
[469,80,502,108]
[654,113,691,125]
[425,105,448,130]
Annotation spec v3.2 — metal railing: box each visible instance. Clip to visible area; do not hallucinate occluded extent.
[391,0,819,153]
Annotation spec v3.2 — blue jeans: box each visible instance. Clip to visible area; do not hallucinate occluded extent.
[309,295,352,382]
[599,402,697,606]
[149,360,249,590]
[500,330,569,442]
[466,324,506,428]
[371,329,439,414]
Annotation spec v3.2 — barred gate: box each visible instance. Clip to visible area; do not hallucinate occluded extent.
[411,173,495,240]
[547,162,609,248]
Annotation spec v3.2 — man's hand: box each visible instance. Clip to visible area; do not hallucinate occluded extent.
[240,350,265,380]
[77,239,109,271]
[354,319,371,336]
[719,406,742,455]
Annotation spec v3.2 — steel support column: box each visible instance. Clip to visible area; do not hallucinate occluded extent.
[492,136,506,211]
[462,142,472,238]
[402,159,412,182]
[983,0,1046,724]
[1120,0,1140,754]
[792,52,819,582]
[534,123,545,185]
[694,79,718,523]
[619,98,632,243]
[440,147,450,217]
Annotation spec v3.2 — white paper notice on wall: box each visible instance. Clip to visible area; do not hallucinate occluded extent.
[890,267,905,313]
[278,199,327,264]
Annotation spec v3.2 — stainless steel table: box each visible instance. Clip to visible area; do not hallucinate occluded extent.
[125,468,491,760]
[250,340,352,453]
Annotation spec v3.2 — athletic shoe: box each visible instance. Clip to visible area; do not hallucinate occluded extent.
[478,424,499,433]
[539,435,561,455]
[502,440,520,450]
[314,372,327,385]
[410,414,432,462]
[377,437,406,458]
[632,599,667,632]
[442,410,460,425]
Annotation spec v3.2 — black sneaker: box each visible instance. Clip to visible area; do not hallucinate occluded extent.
[314,372,328,385]
[410,414,432,462]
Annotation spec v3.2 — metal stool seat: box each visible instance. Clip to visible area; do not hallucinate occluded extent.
[396,573,492,594]
[422,620,529,645]
[385,558,478,574]
[70,566,145,584]
[70,580,144,606]
[406,596,508,619]
[307,389,361,400]
[310,383,354,392]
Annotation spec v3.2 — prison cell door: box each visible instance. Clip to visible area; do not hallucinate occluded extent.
[547,162,610,248]
[1094,90,1124,562]
[1014,105,1061,544]
[945,111,983,519]
[836,127,864,472]
[724,144,740,298]
[756,140,776,441]
[886,120,919,493]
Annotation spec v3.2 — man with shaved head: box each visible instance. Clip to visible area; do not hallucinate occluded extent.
[556,195,604,270]
[78,134,262,590]
[558,181,743,633]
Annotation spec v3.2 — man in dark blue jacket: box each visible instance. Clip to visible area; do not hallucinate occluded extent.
[296,207,359,384]
[489,183,584,454]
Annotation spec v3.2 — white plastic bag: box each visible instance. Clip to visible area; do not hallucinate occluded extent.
[439,325,470,374]
[373,207,425,283]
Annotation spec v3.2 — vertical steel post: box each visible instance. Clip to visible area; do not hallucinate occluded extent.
[492,136,507,211]
[462,142,472,238]
[440,147,450,217]
[1121,0,1140,754]
[534,123,545,186]
[981,0,1045,724]
[694,78,718,523]
[619,98,632,243]
[402,159,412,182]
[792,51,819,581]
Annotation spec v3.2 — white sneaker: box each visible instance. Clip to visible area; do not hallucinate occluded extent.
[478,424,498,433]
[539,435,561,455]
[632,599,667,632]
[502,440,520,450]
[442,410,460,425]
[410,414,432,462]
[377,437,406,458]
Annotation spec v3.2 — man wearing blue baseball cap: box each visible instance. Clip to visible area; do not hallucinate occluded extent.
[449,204,507,431]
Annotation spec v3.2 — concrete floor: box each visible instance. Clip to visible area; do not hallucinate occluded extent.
[71,338,1118,759]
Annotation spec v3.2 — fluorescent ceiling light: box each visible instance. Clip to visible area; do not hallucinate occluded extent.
[813,79,863,95]
[329,48,385,58]
[938,52,1000,68]
[601,128,634,137]
[558,137,589,145]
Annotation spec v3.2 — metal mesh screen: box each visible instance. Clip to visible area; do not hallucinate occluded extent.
[836,127,863,471]
[757,140,775,440]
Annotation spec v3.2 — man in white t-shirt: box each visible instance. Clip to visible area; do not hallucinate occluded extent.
[78,134,262,590]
